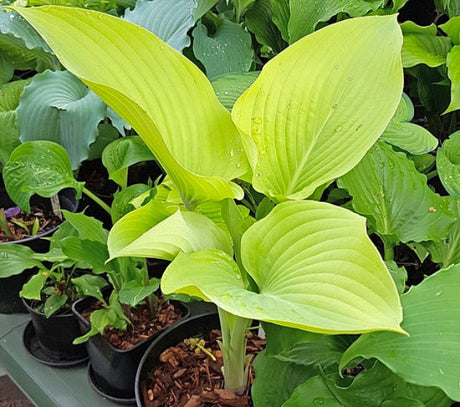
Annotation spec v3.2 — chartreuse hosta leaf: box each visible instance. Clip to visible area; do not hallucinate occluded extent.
[17,70,106,169]
[14,6,248,209]
[381,93,438,155]
[232,15,403,201]
[162,201,403,334]
[108,199,232,261]
[3,141,84,211]
[437,130,460,197]
[101,136,155,188]
[123,0,195,52]
[340,264,460,401]
[338,142,454,246]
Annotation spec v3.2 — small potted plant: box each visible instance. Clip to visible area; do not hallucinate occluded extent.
[0,210,106,366]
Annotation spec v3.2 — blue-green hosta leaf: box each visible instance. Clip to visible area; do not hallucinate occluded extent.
[0,10,59,71]
[381,93,438,155]
[288,0,385,43]
[102,136,155,188]
[211,71,259,111]
[123,0,195,52]
[162,201,403,334]
[15,6,248,209]
[108,200,232,261]
[245,0,286,53]
[340,264,460,401]
[437,130,460,196]
[283,362,450,407]
[0,244,42,278]
[445,44,460,113]
[192,20,254,80]
[111,183,152,223]
[17,70,106,169]
[423,199,460,268]
[3,141,85,211]
[401,22,452,68]
[338,142,454,245]
[233,15,403,201]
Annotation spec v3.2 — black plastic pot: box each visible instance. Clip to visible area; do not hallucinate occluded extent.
[0,189,79,314]
[72,295,192,403]
[22,298,88,366]
[135,311,220,407]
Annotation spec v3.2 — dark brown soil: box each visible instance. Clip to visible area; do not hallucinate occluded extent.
[140,329,266,407]
[82,299,184,350]
[0,205,61,242]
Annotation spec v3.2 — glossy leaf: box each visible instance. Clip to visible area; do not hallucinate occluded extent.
[72,274,107,303]
[0,52,14,85]
[440,16,460,45]
[193,0,218,20]
[162,201,403,334]
[60,238,111,274]
[341,264,460,401]
[102,136,155,188]
[252,350,317,407]
[43,293,67,318]
[445,44,460,113]
[17,70,106,169]
[211,71,259,111]
[111,184,152,223]
[123,0,195,52]
[270,0,290,42]
[245,0,286,53]
[0,111,19,164]
[60,210,108,244]
[338,142,454,245]
[381,94,438,155]
[288,0,385,43]
[424,199,460,267]
[401,22,452,68]
[14,6,249,209]
[437,130,460,196]
[119,278,159,307]
[0,244,42,278]
[284,362,450,407]
[192,19,254,79]
[232,15,403,201]
[108,201,232,261]
[20,271,48,300]
[3,141,85,211]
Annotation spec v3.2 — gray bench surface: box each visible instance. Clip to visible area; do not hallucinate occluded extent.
[0,313,123,407]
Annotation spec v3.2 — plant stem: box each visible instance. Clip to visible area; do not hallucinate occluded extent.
[82,187,111,216]
[217,308,252,394]
[383,240,394,261]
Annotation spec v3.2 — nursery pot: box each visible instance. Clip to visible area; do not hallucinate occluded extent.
[135,311,220,407]
[22,298,88,365]
[72,294,191,401]
[0,189,79,314]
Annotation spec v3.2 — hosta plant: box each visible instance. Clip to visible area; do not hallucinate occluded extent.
[13,6,407,396]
